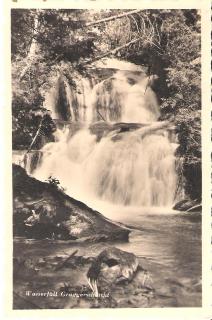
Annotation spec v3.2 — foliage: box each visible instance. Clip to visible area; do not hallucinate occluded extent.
[158,10,201,199]
[45,176,66,192]
[102,9,201,199]
[12,59,56,149]
[11,9,35,59]
[11,9,201,199]
[11,9,99,150]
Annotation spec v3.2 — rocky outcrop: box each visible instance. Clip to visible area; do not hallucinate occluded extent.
[173,199,201,213]
[87,247,141,297]
[89,121,175,144]
[13,245,153,309]
[13,164,130,241]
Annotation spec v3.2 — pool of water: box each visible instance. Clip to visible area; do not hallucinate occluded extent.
[118,212,201,303]
[13,210,201,307]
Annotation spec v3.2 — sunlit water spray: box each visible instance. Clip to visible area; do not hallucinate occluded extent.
[25,61,178,217]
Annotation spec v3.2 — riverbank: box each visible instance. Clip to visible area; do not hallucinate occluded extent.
[13,228,201,309]
[13,164,130,242]
[13,164,201,308]
[13,239,153,309]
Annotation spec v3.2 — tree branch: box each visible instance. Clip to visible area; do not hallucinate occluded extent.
[137,121,175,139]
[85,9,143,28]
[26,117,44,155]
[81,36,145,66]
[19,13,40,81]
[55,250,78,271]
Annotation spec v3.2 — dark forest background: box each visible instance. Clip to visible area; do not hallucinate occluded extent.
[11,9,201,200]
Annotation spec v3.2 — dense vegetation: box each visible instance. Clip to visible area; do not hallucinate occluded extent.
[11,9,201,200]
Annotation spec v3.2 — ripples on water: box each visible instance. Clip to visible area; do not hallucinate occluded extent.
[13,61,201,307]
[14,210,201,307]
[116,211,201,307]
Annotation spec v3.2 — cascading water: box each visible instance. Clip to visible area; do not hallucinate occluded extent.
[13,150,43,174]
[44,74,95,123]
[30,61,177,215]
[91,70,160,123]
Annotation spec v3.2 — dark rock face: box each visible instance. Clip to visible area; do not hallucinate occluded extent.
[173,199,201,212]
[87,247,140,296]
[13,164,130,241]
[13,244,153,309]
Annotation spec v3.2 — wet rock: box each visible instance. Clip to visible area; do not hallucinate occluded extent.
[89,121,148,142]
[173,199,201,212]
[13,164,130,242]
[186,204,202,213]
[13,244,155,309]
[87,247,143,297]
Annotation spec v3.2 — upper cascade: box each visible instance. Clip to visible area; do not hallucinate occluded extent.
[24,59,177,210]
[91,70,160,123]
[44,59,160,124]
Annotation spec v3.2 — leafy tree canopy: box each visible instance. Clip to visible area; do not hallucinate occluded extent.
[11,9,201,199]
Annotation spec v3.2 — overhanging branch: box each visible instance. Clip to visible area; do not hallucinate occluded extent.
[85,9,143,28]
[81,36,145,66]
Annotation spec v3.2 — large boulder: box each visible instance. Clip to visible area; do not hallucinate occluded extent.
[173,199,201,212]
[87,247,139,284]
[86,247,147,298]
[13,164,130,241]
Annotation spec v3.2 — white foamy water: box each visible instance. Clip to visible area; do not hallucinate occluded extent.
[34,127,176,210]
[91,70,160,123]
[44,75,94,123]
[13,59,201,308]
[31,61,177,217]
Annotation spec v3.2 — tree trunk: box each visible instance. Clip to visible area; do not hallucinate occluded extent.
[26,117,44,154]
[137,121,175,138]
[19,12,40,81]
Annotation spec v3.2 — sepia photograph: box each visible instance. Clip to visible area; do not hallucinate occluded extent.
[11,8,202,309]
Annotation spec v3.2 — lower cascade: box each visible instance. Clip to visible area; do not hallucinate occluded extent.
[17,63,178,210]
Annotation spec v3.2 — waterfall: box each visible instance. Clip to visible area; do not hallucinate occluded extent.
[13,150,43,174]
[91,70,160,123]
[23,60,177,212]
[44,75,94,123]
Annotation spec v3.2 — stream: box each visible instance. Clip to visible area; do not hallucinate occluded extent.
[14,210,201,307]
[13,59,201,308]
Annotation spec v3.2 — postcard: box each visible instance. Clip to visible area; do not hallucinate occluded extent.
[1,0,212,319]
